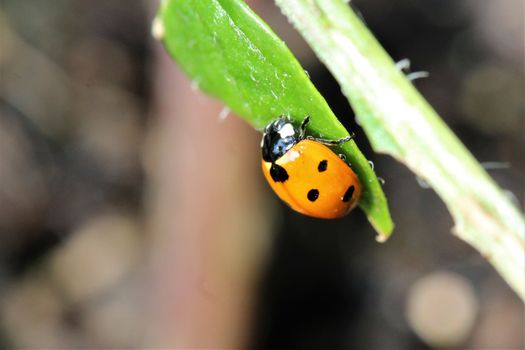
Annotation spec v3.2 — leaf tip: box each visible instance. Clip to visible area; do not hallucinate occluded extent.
[369,213,394,243]
[375,233,390,243]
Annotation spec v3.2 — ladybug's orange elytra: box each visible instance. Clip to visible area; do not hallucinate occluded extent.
[261,116,362,219]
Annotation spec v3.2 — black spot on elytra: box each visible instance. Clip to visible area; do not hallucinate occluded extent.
[270,163,289,182]
[318,160,327,172]
[342,185,355,202]
[307,189,319,202]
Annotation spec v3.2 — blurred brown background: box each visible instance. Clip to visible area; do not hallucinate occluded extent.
[0,0,523,349]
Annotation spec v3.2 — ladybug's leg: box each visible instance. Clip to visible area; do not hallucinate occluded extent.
[299,116,310,138]
[306,132,355,146]
[300,115,354,145]
[338,153,353,168]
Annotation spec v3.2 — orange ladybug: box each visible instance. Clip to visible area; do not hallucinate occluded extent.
[261,116,362,219]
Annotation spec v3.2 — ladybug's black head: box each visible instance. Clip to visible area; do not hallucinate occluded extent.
[261,116,301,163]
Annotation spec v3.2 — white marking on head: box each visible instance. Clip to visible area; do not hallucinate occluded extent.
[278,123,295,138]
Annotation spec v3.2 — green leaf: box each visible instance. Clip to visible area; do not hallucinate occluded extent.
[156,0,393,239]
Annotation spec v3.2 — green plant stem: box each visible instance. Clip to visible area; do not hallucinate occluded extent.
[275,0,525,299]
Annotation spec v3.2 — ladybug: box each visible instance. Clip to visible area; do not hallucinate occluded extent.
[261,116,362,219]
[261,116,361,219]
